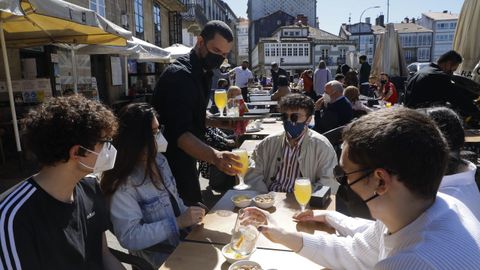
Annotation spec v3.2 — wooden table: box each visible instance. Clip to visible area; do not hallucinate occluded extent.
[159,241,325,270]
[465,129,480,143]
[243,120,284,138]
[240,140,261,155]
[186,190,335,251]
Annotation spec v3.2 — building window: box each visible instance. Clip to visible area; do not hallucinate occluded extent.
[287,47,292,56]
[339,48,346,59]
[153,4,161,46]
[321,49,329,60]
[282,47,287,56]
[134,0,144,39]
[89,0,105,17]
[304,46,309,56]
[299,46,304,56]
[168,11,182,45]
[418,48,430,61]
[293,47,298,56]
[265,47,270,57]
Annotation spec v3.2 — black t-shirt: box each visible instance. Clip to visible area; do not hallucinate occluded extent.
[405,63,479,116]
[0,176,109,270]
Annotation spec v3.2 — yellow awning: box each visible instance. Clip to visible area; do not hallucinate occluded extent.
[1,0,131,47]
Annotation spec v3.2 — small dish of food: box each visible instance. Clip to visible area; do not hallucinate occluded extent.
[228,260,262,270]
[231,194,252,208]
[253,193,275,209]
[222,244,254,264]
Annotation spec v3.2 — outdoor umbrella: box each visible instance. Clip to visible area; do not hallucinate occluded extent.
[0,0,131,154]
[164,43,193,61]
[371,23,408,78]
[453,0,480,84]
[77,37,171,95]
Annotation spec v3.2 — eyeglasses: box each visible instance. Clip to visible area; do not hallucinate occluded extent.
[333,165,373,186]
[281,112,307,123]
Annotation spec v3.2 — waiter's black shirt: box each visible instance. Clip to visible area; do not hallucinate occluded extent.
[0,176,109,270]
[151,50,212,205]
[405,63,479,116]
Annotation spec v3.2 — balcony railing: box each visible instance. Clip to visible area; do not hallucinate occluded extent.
[182,0,207,26]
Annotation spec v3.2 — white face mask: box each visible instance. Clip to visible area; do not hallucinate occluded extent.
[155,132,168,153]
[323,93,332,104]
[79,143,117,173]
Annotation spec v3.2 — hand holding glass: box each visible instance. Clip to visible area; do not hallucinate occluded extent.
[214,89,227,117]
[230,209,263,255]
[232,149,250,190]
[294,178,312,211]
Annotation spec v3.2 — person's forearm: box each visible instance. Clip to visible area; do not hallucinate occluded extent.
[282,231,304,252]
[178,132,217,164]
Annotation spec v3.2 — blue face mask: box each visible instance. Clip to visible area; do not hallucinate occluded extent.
[283,120,306,139]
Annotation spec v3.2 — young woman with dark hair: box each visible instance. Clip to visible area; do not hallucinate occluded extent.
[101,103,205,268]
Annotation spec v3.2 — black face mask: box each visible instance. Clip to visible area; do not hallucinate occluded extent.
[201,45,225,70]
[380,79,387,84]
[242,66,247,70]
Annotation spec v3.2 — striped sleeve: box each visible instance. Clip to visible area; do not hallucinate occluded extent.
[0,181,38,270]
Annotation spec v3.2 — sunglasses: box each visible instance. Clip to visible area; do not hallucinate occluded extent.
[333,165,373,186]
[281,113,307,123]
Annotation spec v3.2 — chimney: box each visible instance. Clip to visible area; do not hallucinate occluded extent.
[443,10,448,13]
[376,15,385,27]
[365,17,371,24]
[404,17,409,23]
[412,17,416,24]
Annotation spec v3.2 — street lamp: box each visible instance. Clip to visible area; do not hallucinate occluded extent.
[358,6,380,55]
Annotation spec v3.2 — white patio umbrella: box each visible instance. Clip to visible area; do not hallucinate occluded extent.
[0,0,130,154]
[77,37,171,95]
[371,23,408,77]
[453,0,480,84]
[164,43,193,60]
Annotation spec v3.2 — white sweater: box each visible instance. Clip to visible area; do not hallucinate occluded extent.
[298,193,480,270]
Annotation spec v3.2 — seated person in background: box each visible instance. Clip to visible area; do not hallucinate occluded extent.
[368,75,380,97]
[101,103,205,268]
[314,80,353,133]
[334,73,345,85]
[227,86,249,135]
[344,69,359,87]
[300,69,316,101]
[378,72,398,104]
[344,86,372,116]
[254,108,480,269]
[271,75,291,101]
[0,95,124,269]
[244,93,338,193]
[425,107,480,220]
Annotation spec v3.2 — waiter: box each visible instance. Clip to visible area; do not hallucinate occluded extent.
[152,21,240,205]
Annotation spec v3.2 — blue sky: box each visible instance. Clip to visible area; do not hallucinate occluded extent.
[223,0,464,34]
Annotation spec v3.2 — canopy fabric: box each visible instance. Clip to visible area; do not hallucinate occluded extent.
[77,37,171,62]
[0,0,131,48]
[371,23,408,77]
[164,43,193,59]
[453,0,480,83]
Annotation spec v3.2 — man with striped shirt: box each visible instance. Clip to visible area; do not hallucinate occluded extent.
[0,95,125,270]
[245,93,338,194]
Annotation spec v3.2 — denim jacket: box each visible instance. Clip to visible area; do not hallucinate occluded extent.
[109,153,187,267]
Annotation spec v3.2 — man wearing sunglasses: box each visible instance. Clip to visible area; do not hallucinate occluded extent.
[244,93,338,194]
[255,108,480,269]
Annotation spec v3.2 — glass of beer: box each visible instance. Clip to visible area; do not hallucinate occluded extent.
[232,148,250,190]
[214,89,227,117]
[294,178,312,211]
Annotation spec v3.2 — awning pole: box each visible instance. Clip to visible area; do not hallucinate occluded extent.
[124,56,128,96]
[0,20,22,152]
[71,48,78,93]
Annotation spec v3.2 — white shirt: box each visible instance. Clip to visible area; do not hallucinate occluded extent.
[232,66,253,88]
[298,193,480,270]
[439,160,480,220]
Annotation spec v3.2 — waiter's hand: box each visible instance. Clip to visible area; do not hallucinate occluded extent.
[213,151,242,175]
